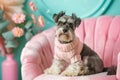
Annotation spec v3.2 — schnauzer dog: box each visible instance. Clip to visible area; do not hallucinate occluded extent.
[44,11,104,76]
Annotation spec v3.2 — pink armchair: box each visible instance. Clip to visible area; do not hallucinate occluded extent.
[21,16,120,80]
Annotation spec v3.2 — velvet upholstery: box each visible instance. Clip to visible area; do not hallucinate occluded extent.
[21,16,120,80]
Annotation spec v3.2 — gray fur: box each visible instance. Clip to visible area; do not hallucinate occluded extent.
[54,11,104,75]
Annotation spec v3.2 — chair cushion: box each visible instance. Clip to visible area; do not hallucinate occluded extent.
[34,72,116,80]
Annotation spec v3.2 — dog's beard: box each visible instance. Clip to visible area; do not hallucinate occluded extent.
[55,28,74,43]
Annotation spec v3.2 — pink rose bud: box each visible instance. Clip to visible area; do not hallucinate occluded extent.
[30,14,36,24]
[38,16,45,27]
[29,1,37,11]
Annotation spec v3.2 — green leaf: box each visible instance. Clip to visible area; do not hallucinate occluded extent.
[2,31,14,40]
[25,32,33,41]
[0,10,10,30]
[5,40,18,48]
[0,20,9,30]
[24,21,33,29]
[0,10,4,20]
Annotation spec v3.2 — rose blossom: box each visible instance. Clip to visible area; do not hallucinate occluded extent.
[12,27,24,37]
[12,13,26,24]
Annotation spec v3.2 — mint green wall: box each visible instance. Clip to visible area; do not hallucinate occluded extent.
[0,0,120,80]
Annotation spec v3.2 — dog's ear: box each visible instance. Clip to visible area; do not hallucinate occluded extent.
[75,18,81,27]
[72,13,81,27]
[53,11,65,23]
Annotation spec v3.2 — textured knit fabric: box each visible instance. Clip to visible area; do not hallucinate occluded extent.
[21,16,120,80]
[54,37,83,63]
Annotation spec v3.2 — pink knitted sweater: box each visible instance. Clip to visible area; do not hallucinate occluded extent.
[54,37,83,63]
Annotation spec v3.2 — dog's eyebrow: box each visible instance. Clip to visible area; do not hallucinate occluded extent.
[67,18,74,23]
[58,17,66,23]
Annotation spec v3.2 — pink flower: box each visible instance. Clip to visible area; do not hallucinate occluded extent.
[12,27,24,37]
[12,13,26,24]
[30,14,36,23]
[28,1,37,11]
[38,16,45,27]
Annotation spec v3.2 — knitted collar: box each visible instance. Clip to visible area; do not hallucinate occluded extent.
[55,37,81,52]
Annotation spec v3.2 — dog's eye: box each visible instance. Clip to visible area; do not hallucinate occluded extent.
[69,23,73,26]
[69,23,73,25]
[68,23,74,29]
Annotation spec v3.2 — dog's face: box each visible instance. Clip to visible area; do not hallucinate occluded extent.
[53,11,81,43]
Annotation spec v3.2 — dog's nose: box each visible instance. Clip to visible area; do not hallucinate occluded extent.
[63,29,68,33]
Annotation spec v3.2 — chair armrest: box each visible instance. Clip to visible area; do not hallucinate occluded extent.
[21,33,54,80]
[117,52,120,80]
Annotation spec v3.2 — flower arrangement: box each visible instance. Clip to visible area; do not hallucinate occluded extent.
[0,0,25,29]
[0,0,45,55]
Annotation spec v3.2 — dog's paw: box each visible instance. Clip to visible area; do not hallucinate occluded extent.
[44,59,66,75]
[44,68,52,74]
[78,67,89,75]
[61,70,73,76]
[44,67,61,75]
[61,61,87,76]
[61,65,80,76]
[61,68,79,76]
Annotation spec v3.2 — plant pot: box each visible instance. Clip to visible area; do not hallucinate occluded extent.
[2,54,18,80]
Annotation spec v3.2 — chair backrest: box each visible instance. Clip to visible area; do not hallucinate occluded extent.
[75,16,120,67]
[42,16,120,68]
